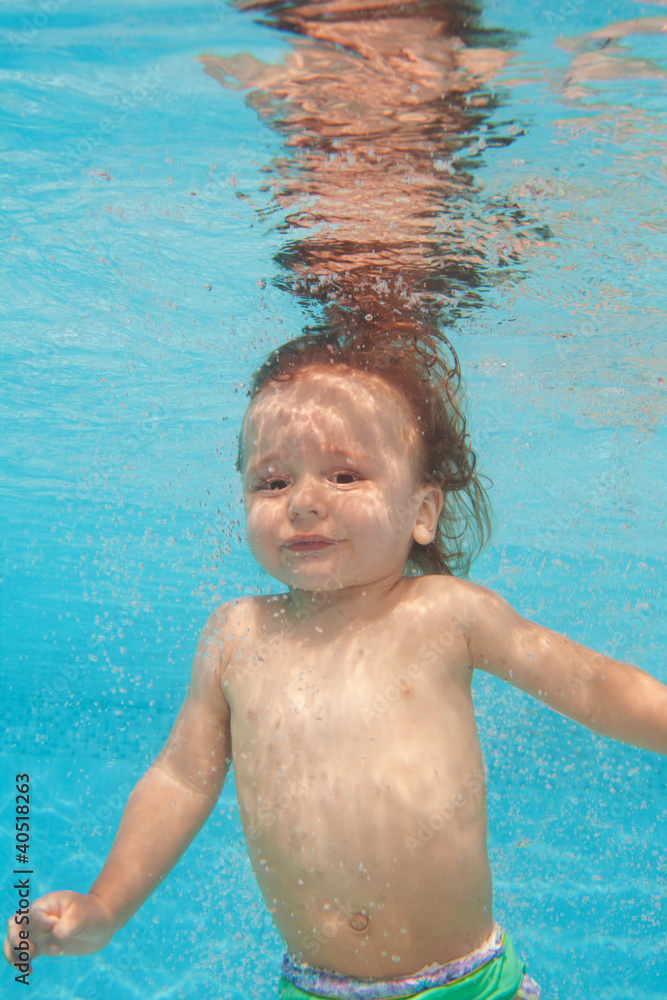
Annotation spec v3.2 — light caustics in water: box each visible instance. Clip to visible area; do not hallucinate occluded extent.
[197,7,667,996]
[2,2,666,998]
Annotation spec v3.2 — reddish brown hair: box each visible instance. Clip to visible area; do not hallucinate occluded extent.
[241,323,492,577]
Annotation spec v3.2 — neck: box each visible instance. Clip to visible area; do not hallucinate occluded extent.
[286,573,405,626]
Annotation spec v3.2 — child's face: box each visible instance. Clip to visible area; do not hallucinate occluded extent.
[241,368,442,594]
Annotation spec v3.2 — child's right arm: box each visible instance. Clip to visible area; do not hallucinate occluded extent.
[4,608,232,968]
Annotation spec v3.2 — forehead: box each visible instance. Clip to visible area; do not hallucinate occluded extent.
[241,368,417,467]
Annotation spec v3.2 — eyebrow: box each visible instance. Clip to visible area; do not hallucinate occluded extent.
[245,448,372,473]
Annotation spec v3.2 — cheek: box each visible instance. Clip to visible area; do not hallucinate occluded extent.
[245,501,274,544]
[342,492,398,535]
[385,487,422,536]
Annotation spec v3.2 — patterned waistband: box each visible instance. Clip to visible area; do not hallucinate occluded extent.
[281,924,505,999]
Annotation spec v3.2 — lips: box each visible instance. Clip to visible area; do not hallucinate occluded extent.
[284,535,336,552]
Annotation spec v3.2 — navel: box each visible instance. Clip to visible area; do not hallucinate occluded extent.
[348,911,369,932]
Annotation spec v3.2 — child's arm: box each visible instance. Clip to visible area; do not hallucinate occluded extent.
[464,585,667,755]
[3,609,232,968]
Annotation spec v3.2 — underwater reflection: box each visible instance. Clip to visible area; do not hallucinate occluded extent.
[201,0,537,331]
[558,12,667,99]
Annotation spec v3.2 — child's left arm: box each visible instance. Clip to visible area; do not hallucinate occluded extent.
[465,584,667,755]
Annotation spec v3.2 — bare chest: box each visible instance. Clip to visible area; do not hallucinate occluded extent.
[223,619,475,802]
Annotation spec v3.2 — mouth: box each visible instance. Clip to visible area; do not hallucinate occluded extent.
[284,535,337,552]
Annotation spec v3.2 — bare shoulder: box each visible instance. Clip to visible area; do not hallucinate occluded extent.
[401,574,503,625]
[186,596,275,707]
[393,576,509,677]
[202,593,289,654]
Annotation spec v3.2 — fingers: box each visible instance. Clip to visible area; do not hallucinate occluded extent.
[28,906,57,935]
[3,891,79,969]
[4,911,52,971]
[3,891,113,967]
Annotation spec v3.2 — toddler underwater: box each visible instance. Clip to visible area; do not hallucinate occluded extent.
[5,327,667,1000]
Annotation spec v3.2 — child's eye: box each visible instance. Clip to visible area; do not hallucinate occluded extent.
[265,478,289,491]
[330,471,361,485]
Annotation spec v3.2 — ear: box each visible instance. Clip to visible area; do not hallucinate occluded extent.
[412,485,443,545]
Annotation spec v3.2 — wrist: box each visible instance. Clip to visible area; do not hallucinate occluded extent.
[86,890,122,936]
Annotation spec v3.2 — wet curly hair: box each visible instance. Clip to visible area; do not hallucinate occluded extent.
[241,318,492,577]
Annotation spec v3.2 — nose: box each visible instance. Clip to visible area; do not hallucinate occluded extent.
[288,475,328,519]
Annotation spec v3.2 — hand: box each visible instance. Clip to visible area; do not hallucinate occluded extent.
[4,892,115,971]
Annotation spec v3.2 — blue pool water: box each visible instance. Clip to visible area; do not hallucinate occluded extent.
[2,1,666,998]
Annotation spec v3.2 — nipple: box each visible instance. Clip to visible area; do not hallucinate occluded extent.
[348,911,369,933]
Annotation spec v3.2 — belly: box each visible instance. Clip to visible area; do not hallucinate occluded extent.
[232,705,494,976]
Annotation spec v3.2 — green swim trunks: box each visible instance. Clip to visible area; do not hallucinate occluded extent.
[278,924,541,1000]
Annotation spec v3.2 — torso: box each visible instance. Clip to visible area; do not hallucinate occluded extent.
[219,576,493,978]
